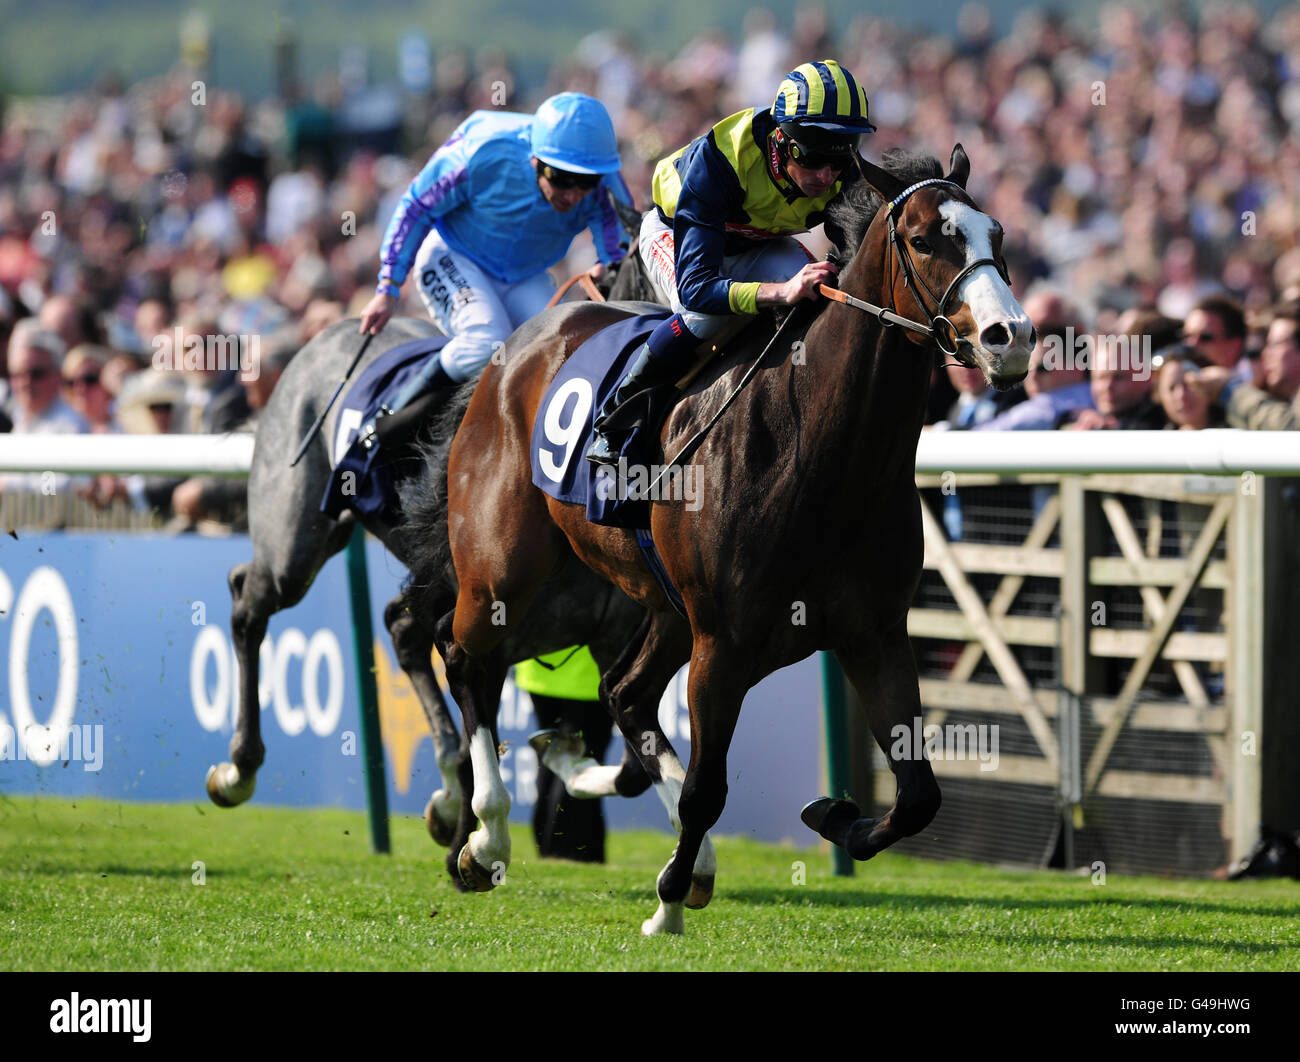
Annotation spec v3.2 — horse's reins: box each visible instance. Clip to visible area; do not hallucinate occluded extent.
[646,173,1010,493]
[546,271,605,309]
[645,303,811,495]
[819,172,1010,362]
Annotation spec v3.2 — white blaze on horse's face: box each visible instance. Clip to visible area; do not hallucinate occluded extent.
[938,200,1034,388]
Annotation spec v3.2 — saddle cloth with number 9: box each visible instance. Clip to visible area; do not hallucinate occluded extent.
[529,309,673,527]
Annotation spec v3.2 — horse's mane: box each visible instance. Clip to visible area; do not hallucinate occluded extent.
[822,149,944,262]
[393,379,479,603]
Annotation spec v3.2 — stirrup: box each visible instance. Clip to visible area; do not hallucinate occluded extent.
[585,429,620,466]
[358,406,392,451]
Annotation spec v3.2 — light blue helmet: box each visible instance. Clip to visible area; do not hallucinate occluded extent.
[531,92,621,175]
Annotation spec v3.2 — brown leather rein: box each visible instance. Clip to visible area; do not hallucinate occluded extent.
[546,271,605,308]
[819,173,1009,362]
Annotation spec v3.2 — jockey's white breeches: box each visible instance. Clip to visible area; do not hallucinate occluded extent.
[413,229,557,382]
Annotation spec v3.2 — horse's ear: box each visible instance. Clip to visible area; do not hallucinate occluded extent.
[946,144,970,189]
[855,154,906,204]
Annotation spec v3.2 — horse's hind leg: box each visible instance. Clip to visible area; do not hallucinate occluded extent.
[207,517,354,807]
[384,588,461,845]
[802,620,941,859]
[437,637,510,892]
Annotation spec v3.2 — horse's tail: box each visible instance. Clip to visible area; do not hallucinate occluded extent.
[395,379,478,613]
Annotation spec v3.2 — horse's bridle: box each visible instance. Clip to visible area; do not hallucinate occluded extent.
[819,174,1010,362]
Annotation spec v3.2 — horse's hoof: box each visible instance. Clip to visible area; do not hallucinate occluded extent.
[457,844,502,893]
[445,852,472,893]
[528,729,560,757]
[206,763,255,808]
[528,728,584,772]
[685,873,714,910]
[800,796,860,839]
[641,902,685,936]
[424,794,456,847]
[846,817,889,862]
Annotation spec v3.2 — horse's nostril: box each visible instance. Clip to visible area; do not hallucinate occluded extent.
[980,322,1011,350]
[1028,325,1038,348]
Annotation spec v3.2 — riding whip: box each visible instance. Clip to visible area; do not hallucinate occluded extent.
[289,329,376,467]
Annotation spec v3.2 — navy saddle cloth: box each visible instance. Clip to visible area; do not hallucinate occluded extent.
[530,310,695,529]
[320,333,450,519]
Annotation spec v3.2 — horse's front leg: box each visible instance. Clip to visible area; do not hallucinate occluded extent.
[802,619,941,859]
[644,636,746,936]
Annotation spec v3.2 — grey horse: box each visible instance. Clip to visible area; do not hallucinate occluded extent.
[207,281,660,864]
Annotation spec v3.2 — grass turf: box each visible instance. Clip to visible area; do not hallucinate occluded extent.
[1,795,1296,971]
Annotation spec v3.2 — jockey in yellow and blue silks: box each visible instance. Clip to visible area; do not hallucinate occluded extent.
[586,59,876,464]
[358,93,632,444]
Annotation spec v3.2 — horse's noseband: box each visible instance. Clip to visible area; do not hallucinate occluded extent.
[884,177,1009,361]
[817,175,1011,364]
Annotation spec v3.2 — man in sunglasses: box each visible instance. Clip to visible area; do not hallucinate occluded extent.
[587,59,873,463]
[2,319,88,493]
[357,92,632,442]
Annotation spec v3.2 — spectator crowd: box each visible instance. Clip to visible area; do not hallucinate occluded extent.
[3,1,1300,528]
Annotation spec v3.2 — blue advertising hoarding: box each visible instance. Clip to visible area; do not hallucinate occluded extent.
[0,532,824,845]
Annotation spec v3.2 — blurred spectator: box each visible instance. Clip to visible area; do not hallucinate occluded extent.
[1067,344,1168,431]
[5,320,86,434]
[1182,294,1247,370]
[932,362,1016,430]
[100,352,141,401]
[60,343,114,432]
[2,1,1300,462]
[1203,303,1300,429]
[2,319,88,493]
[39,294,99,349]
[170,327,296,528]
[1154,345,1224,430]
[89,368,187,516]
[172,316,251,435]
[931,362,1017,541]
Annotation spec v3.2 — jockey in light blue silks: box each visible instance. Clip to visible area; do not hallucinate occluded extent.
[357,93,632,443]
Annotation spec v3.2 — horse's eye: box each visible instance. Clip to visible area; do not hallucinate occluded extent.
[910,236,932,254]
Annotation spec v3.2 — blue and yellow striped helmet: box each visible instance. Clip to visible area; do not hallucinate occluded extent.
[771,59,876,136]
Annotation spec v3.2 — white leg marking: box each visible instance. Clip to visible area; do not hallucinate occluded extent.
[438,750,463,799]
[433,750,463,821]
[642,864,685,936]
[467,729,511,871]
[534,731,621,797]
[650,752,716,877]
[566,763,621,798]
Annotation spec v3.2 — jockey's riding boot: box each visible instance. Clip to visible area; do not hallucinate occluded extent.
[371,388,445,449]
[362,358,456,451]
[585,315,701,465]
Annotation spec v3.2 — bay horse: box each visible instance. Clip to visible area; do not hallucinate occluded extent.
[208,310,656,857]
[426,145,1034,933]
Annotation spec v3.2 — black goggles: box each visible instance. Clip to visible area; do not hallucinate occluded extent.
[536,162,601,190]
[786,137,857,172]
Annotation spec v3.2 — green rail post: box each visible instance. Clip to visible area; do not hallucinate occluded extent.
[345,524,390,854]
[819,651,854,877]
